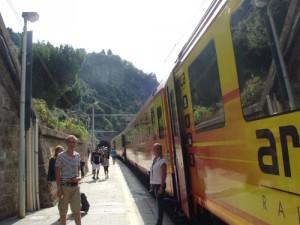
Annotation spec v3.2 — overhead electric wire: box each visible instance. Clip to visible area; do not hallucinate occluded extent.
[6,0,22,26]
[37,55,74,106]
[162,0,211,64]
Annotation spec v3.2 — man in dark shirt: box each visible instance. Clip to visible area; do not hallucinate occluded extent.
[47,145,63,181]
[91,147,102,179]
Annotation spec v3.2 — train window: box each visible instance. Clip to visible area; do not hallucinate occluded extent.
[180,73,186,87]
[183,95,188,109]
[185,114,190,128]
[150,107,156,137]
[188,40,225,131]
[121,134,126,147]
[231,0,300,120]
[169,90,179,136]
[151,108,155,125]
[157,106,165,138]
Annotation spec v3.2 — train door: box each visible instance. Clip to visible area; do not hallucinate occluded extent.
[166,75,191,217]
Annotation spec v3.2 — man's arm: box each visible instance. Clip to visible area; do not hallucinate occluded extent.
[90,152,93,164]
[159,163,167,194]
[71,155,82,183]
[78,156,81,179]
[55,166,63,198]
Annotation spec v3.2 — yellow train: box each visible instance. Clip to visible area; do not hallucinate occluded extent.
[112,0,300,224]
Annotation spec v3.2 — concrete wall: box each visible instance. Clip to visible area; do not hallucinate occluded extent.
[38,126,88,208]
[0,14,21,220]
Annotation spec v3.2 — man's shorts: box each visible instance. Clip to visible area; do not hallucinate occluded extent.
[58,185,81,214]
[92,163,100,170]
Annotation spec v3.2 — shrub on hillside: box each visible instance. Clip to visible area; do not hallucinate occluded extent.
[33,99,88,140]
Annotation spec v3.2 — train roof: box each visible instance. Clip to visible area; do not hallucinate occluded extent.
[118,81,165,135]
[112,0,227,140]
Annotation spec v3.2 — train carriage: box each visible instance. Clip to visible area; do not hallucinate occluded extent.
[113,84,176,195]
[112,0,300,224]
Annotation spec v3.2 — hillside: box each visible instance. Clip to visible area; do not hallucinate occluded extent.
[7,28,158,136]
[78,51,158,132]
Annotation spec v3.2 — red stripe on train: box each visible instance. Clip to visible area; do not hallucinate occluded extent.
[222,89,240,103]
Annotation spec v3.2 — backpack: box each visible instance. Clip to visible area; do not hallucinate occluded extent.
[80,193,90,213]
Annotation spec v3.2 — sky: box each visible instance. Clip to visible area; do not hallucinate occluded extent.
[1,0,213,81]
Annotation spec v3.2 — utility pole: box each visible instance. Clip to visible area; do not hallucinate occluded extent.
[19,11,39,218]
[19,15,27,219]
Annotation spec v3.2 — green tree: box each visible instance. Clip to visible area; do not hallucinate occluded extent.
[6,28,22,48]
[107,49,113,55]
[7,28,158,136]
[32,42,86,107]
[79,51,158,133]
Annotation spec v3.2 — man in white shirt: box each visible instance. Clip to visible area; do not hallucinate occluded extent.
[150,143,167,225]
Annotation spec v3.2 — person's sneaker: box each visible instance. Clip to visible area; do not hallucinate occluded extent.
[92,176,95,180]
[96,176,99,179]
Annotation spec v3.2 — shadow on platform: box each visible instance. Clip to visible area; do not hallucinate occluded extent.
[117,160,174,225]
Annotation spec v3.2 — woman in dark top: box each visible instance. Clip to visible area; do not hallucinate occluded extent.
[48,145,64,181]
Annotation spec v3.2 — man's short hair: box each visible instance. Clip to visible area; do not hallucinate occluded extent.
[153,143,162,152]
[66,135,78,142]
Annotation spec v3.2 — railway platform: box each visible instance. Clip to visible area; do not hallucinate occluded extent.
[0,160,174,225]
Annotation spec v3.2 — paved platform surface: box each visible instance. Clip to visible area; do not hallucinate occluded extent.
[0,160,174,225]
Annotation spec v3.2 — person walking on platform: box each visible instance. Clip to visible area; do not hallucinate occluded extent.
[102,148,110,179]
[48,145,63,182]
[47,145,63,201]
[91,146,102,179]
[55,135,81,225]
[110,147,117,165]
[150,143,167,225]
[80,158,86,178]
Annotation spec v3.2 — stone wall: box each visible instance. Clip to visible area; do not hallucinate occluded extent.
[38,126,89,208]
[0,14,21,220]
[0,13,90,219]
